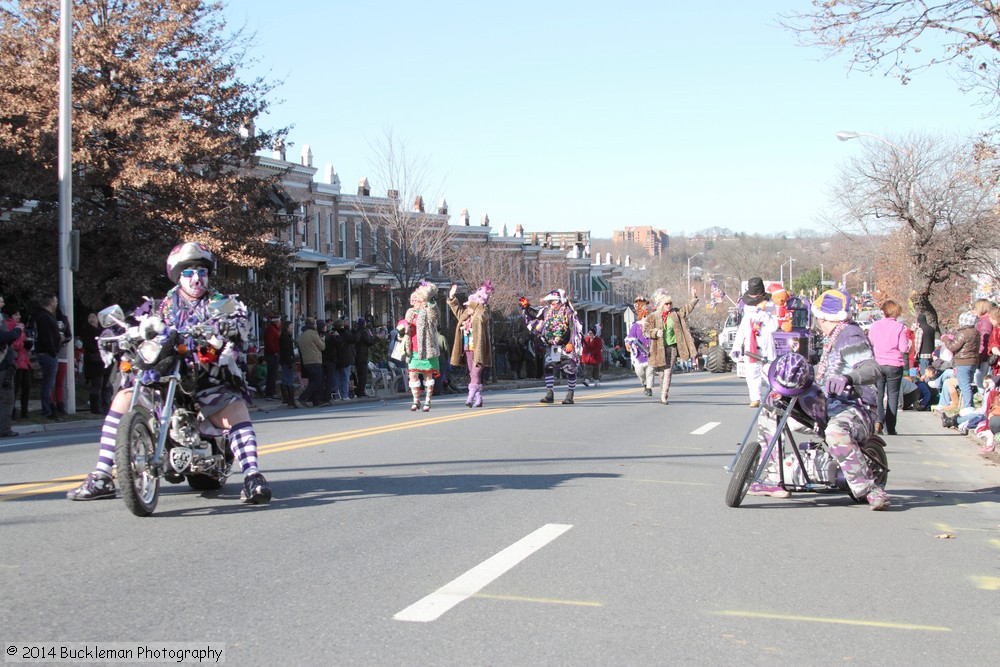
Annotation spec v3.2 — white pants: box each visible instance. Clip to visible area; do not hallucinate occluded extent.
[743,361,764,402]
[633,361,655,389]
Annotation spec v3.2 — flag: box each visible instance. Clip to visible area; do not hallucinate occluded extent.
[709,279,724,308]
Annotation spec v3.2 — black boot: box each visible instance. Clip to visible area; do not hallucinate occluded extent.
[562,390,575,405]
[89,395,101,415]
[539,389,554,404]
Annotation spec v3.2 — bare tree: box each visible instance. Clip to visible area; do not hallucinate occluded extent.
[826,133,1000,328]
[351,130,452,313]
[446,239,526,317]
[780,1,1000,110]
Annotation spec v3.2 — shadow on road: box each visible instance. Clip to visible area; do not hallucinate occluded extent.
[149,471,620,517]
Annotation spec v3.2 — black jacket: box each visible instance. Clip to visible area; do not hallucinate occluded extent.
[279,330,296,365]
[354,326,374,363]
[34,308,61,356]
[333,325,356,368]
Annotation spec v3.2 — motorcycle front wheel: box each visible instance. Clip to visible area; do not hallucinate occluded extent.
[725,443,761,508]
[115,406,160,516]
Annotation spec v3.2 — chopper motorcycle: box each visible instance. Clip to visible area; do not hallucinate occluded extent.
[97,297,244,516]
[725,352,889,508]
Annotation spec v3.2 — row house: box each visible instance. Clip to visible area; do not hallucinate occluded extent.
[257,143,634,341]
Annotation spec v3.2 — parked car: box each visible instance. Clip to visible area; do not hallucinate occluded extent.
[855,309,882,333]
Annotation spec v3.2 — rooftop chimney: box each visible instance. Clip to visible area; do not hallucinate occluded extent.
[323,164,340,188]
[358,178,370,196]
[437,198,448,215]
[301,144,313,167]
[414,196,424,213]
[481,213,489,227]
[460,208,470,226]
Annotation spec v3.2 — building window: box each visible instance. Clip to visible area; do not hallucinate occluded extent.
[314,212,320,250]
[339,219,347,257]
[371,226,378,263]
[385,228,392,265]
[325,213,333,253]
[355,221,363,259]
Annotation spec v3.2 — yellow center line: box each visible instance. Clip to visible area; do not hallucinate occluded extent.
[716,610,951,632]
[472,593,603,607]
[933,522,1000,534]
[2,388,638,497]
[0,474,88,494]
[970,576,1000,591]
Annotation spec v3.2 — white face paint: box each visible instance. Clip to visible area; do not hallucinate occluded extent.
[178,267,209,300]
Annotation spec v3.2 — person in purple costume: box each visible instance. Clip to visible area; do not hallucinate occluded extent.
[66,242,271,505]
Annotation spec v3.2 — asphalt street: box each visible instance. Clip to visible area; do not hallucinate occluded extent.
[1,373,998,666]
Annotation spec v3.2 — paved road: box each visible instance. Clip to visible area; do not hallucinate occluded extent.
[1,373,998,666]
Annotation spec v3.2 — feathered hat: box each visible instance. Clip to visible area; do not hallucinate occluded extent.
[410,281,438,305]
[541,288,568,304]
[651,288,673,310]
[466,280,494,305]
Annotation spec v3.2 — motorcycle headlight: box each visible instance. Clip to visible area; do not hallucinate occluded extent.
[138,339,163,365]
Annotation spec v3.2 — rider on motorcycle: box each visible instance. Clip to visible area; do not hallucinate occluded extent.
[67,242,272,504]
[810,288,890,510]
[750,289,890,510]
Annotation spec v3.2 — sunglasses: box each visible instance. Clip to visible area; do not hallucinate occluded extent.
[180,267,208,278]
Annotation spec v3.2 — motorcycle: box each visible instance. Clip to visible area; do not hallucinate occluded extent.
[97,298,241,516]
[724,353,889,508]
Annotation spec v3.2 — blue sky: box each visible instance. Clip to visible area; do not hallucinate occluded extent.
[224,0,994,239]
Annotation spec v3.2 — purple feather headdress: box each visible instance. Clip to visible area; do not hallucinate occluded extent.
[467,280,494,305]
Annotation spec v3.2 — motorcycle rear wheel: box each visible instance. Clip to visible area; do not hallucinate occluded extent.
[848,437,890,503]
[726,443,761,508]
[115,406,160,517]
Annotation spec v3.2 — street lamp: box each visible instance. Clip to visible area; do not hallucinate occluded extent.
[842,268,859,292]
[687,252,703,296]
[836,130,905,152]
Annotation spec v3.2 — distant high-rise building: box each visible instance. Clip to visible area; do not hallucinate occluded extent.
[613,226,669,257]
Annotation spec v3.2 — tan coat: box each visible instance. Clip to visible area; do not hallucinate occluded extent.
[297,327,325,365]
[448,297,493,368]
[641,297,698,369]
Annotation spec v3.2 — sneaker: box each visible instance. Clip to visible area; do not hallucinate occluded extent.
[748,482,791,498]
[66,472,116,501]
[240,472,271,504]
[749,400,761,408]
[867,488,890,511]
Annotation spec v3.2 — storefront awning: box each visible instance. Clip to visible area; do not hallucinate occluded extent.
[591,276,610,292]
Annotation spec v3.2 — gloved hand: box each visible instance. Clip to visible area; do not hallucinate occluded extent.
[218,319,242,341]
[518,296,530,309]
[825,375,850,396]
[730,350,741,361]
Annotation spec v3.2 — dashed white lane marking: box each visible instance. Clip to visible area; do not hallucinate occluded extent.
[691,422,721,435]
[394,523,573,623]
